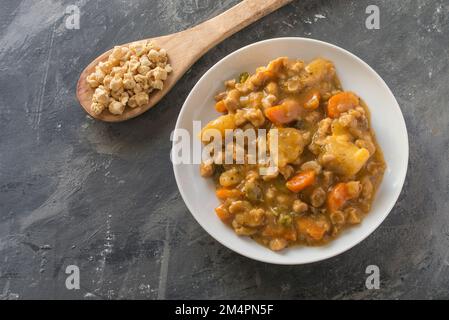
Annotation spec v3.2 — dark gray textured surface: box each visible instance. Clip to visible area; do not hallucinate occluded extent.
[0,0,448,300]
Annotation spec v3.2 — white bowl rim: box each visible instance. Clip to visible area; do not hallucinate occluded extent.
[172,37,409,265]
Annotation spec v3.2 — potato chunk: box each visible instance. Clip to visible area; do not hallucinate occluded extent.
[320,123,370,176]
[270,127,305,168]
[200,114,236,141]
[303,58,336,87]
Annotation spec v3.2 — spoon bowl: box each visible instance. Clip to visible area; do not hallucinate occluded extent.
[76,35,186,122]
[76,0,292,122]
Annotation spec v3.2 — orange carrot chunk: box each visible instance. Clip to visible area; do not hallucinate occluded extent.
[214,100,227,113]
[286,170,316,193]
[215,204,233,222]
[254,70,276,85]
[296,216,328,241]
[264,105,289,124]
[264,99,301,124]
[215,188,242,200]
[327,182,351,212]
[327,92,359,118]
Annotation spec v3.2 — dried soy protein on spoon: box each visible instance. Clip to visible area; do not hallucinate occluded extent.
[86,40,172,115]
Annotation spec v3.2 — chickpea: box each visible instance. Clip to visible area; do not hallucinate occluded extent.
[279,165,294,180]
[301,160,322,174]
[361,177,374,200]
[199,162,214,177]
[330,210,345,225]
[269,238,288,251]
[261,94,277,109]
[235,208,265,227]
[232,224,257,236]
[310,187,326,207]
[214,91,227,101]
[245,109,265,127]
[345,207,361,224]
[276,194,291,206]
[225,79,236,89]
[322,170,334,187]
[264,81,279,96]
[229,200,252,214]
[265,187,276,200]
[224,89,241,112]
[292,200,308,213]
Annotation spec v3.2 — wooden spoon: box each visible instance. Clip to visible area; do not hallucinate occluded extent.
[76,0,292,122]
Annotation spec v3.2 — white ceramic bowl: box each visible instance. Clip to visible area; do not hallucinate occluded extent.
[172,38,408,264]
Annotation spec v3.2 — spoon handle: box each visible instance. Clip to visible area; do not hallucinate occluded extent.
[186,0,293,54]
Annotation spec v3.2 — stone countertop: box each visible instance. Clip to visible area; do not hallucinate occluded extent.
[0,0,448,299]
